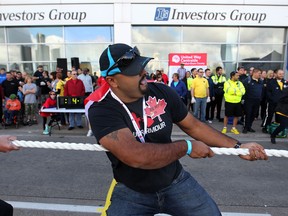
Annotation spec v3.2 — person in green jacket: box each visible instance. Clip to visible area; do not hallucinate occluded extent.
[222,71,245,135]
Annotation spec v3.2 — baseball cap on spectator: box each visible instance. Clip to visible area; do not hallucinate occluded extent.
[99,43,153,77]
[9,94,17,99]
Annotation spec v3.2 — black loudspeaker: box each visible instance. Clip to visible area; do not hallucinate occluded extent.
[71,57,80,70]
[57,58,67,77]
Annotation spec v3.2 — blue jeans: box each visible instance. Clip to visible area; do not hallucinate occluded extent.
[4,110,18,124]
[106,169,221,216]
[69,113,82,127]
[193,97,207,122]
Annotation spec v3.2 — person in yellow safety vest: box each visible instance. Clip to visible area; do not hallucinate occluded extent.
[221,71,245,135]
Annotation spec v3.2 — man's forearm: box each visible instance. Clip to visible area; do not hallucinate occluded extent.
[100,129,188,170]
[126,141,187,169]
[178,113,237,148]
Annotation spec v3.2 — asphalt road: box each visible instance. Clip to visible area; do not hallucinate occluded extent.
[0,119,287,216]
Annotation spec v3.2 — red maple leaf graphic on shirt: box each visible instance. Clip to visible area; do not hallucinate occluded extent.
[131,112,142,129]
[132,112,154,128]
[144,96,167,122]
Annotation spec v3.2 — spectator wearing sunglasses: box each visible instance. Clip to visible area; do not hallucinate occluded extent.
[87,43,267,216]
[191,68,210,122]
[64,72,85,130]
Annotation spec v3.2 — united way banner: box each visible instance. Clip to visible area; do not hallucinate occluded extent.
[168,53,207,83]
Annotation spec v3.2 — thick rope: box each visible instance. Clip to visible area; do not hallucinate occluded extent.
[12,140,288,158]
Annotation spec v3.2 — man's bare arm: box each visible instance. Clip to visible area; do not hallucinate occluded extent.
[176,113,268,161]
[99,128,213,169]
[177,112,237,148]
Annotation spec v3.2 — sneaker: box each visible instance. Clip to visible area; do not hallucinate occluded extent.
[86,130,93,137]
[42,130,49,135]
[248,128,256,132]
[78,125,84,129]
[68,127,74,130]
[221,127,227,134]
[231,128,240,135]
[208,120,212,124]
[271,137,276,144]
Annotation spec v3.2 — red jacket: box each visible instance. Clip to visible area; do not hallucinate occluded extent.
[64,79,85,96]
[162,73,169,85]
[39,97,57,117]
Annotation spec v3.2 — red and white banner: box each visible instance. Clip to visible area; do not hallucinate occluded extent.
[168,53,207,83]
[169,53,207,66]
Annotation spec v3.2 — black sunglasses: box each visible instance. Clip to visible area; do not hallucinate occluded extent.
[107,46,140,76]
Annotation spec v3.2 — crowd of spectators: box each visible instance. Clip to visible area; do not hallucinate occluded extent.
[0,66,99,135]
[1,64,287,143]
[148,64,288,144]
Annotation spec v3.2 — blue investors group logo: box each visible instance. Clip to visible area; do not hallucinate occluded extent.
[154,7,170,21]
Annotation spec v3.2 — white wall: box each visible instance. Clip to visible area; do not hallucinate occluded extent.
[1,0,287,5]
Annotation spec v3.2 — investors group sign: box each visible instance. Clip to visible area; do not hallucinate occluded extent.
[132,4,288,26]
[0,4,113,26]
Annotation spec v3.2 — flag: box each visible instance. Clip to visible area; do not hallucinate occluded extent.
[84,81,110,118]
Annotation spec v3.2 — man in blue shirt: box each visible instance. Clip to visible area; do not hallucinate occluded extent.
[242,68,263,133]
[0,68,6,84]
[177,63,186,80]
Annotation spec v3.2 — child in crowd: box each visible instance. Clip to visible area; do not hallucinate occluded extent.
[39,91,57,135]
[154,74,164,84]
[4,94,21,125]
[22,75,37,125]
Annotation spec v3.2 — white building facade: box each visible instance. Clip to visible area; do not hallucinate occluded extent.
[0,0,287,77]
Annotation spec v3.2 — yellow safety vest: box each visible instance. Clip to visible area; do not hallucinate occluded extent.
[211,74,226,84]
[187,77,193,90]
[223,79,245,103]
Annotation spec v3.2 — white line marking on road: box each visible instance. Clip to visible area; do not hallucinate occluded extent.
[222,213,271,216]
[7,201,103,213]
[7,201,272,216]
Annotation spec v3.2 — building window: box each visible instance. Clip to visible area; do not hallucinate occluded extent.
[7,27,63,44]
[132,26,286,75]
[238,27,285,70]
[64,26,113,43]
[4,26,113,74]
[132,26,181,43]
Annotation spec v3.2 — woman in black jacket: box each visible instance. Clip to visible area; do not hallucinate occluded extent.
[271,87,288,144]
